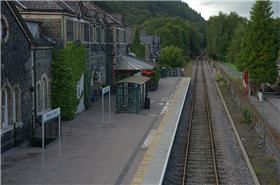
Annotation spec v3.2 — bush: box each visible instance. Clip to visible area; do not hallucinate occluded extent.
[51,42,86,120]
[255,167,264,176]
[214,74,223,82]
[158,46,184,68]
[241,107,252,125]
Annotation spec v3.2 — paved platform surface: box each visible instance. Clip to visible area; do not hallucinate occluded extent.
[1,77,183,185]
[249,96,280,134]
[131,77,190,185]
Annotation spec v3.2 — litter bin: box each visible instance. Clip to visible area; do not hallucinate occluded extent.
[144,97,150,109]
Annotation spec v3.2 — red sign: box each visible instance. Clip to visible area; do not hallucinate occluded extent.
[243,71,249,95]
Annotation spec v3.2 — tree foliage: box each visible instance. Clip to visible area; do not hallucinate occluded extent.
[226,23,246,64]
[158,46,184,68]
[51,43,85,120]
[94,1,204,25]
[237,1,278,84]
[206,12,246,61]
[144,17,204,58]
[131,30,145,59]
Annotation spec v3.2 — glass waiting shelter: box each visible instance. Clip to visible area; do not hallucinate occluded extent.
[116,76,150,113]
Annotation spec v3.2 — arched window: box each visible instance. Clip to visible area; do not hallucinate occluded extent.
[6,86,13,125]
[14,86,21,122]
[36,83,41,113]
[1,15,9,43]
[42,77,48,111]
[1,88,8,128]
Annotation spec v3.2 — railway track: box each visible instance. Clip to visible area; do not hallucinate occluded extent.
[182,59,219,185]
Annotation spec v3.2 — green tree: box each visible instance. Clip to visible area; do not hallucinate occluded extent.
[226,23,246,64]
[131,30,145,58]
[144,17,203,58]
[158,46,184,68]
[207,12,246,61]
[238,0,278,86]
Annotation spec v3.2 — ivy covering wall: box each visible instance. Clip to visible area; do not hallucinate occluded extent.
[51,42,86,120]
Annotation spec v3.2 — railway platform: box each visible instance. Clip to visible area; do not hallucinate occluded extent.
[131,77,191,185]
[1,77,187,185]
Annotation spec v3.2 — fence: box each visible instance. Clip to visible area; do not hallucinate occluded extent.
[160,68,184,78]
[212,61,280,170]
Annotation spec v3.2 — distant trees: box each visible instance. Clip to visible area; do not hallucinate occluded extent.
[206,12,246,61]
[144,17,204,58]
[94,1,205,25]
[158,46,184,68]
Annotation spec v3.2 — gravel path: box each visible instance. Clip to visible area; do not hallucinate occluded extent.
[204,61,255,184]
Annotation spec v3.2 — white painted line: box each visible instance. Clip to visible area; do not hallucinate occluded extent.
[159,78,191,185]
[207,62,260,185]
[142,129,156,149]
[160,103,169,115]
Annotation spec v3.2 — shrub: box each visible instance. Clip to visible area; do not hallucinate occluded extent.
[51,42,85,120]
[158,46,185,68]
[241,107,252,125]
[255,167,264,176]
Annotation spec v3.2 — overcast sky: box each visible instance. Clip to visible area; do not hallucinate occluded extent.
[183,0,280,20]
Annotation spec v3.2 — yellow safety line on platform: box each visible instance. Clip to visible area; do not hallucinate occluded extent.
[130,78,185,185]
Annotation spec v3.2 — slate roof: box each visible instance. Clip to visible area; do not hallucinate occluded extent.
[116,76,150,85]
[87,2,122,26]
[140,35,160,45]
[5,1,53,48]
[16,1,71,12]
[116,55,154,70]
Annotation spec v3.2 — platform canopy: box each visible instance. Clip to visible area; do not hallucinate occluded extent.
[116,56,154,70]
[116,76,150,85]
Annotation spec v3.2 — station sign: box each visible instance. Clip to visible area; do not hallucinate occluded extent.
[102,86,111,94]
[42,108,61,123]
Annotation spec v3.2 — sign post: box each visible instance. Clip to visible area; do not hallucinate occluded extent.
[102,86,111,126]
[41,107,61,150]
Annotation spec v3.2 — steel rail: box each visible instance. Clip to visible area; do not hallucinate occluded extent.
[182,59,199,185]
[182,59,219,185]
[202,60,219,185]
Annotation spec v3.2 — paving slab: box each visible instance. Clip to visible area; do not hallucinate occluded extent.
[1,77,182,185]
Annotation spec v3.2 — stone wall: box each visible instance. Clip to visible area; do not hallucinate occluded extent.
[22,14,62,42]
[1,2,33,152]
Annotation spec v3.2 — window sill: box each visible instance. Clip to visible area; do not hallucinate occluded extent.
[1,122,25,135]
[1,125,13,135]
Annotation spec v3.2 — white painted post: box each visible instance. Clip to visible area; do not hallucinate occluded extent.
[58,114,61,142]
[42,122,45,149]
[102,91,104,125]
[109,91,111,121]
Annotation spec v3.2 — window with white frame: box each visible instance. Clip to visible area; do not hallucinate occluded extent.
[1,15,9,43]
[1,88,8,128]
[1,85,22,129]
[80,22,84,41]
[14,86,21,122]
[100,66,106,84]
[42,77,48,111]
[36,83,41,113]
[92,26,96,42]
